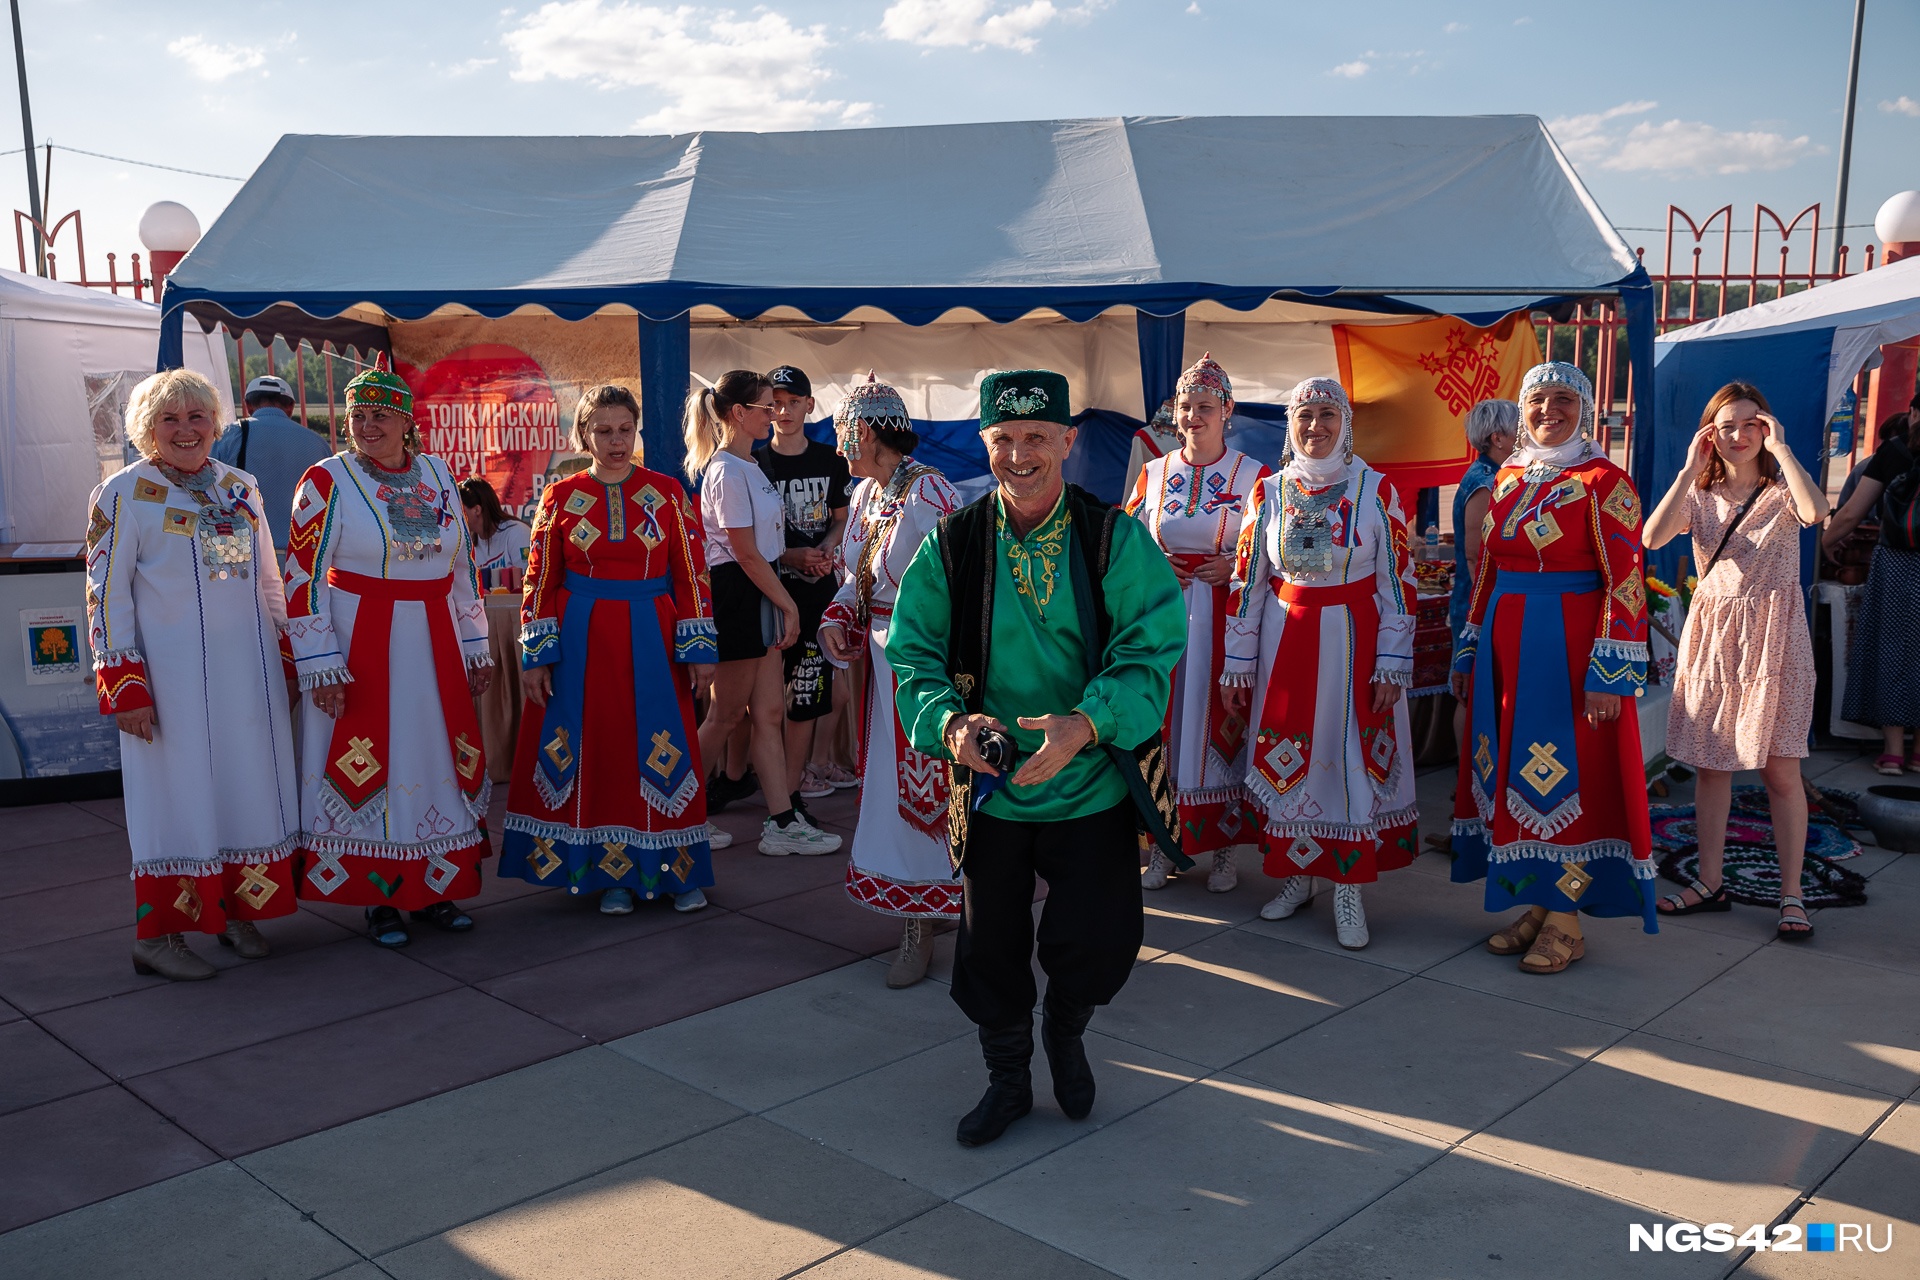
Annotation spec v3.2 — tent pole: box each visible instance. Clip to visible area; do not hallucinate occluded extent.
[1830,0,1865,276]
[8,0,43,275]
[638,313,691,479]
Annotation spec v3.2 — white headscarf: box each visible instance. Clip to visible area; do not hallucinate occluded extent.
[1509,362,1601,472]
[1283,377,1357,484]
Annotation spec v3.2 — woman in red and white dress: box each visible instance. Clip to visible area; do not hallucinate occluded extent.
[1126,354,1268,893]
[284,357,494,949]
[1223,377,1418,949]
[819,376,963,989]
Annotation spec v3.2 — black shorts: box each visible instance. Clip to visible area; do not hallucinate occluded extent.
[710,561,769,663]
[781,573,837,722]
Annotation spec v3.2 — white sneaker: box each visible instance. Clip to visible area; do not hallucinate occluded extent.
[759,815,842,856]
[707,826,734,850]
[1259,876,1314,920]
[1141,847,1176,891]
[1206,850,1238,893]
[1332,883,1369,949]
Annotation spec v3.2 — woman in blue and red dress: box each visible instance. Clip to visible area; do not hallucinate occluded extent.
[498,385,720,913]
[1450,362,1656,974]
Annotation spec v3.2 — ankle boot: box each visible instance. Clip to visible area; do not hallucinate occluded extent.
[1041,989,1097,1120]
[955,1020,1034,1147]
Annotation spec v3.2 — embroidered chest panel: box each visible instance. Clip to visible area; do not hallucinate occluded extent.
[154,464,257,582]
[1277,477,1353,576]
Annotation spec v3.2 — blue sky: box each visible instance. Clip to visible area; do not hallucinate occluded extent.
[5,0,1916,279]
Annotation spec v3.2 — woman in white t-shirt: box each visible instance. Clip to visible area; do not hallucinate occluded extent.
[684,371,841,856]
[459,478,532,592]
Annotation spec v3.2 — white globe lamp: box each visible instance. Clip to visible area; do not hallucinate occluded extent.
[138,201,201,291]
[1875,191,1920,255]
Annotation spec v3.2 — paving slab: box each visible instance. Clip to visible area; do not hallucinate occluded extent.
[1423,910,1761,1029]
[766,1028,1202,1200]
[742,880,915,957]
[479,910,858,1041]
[379,1116,940,1280]
[241,1046,742,1255]
[71,796,127,828]
[1238,863,1500,974]
[702,842,852,910]
[0,1160,358,1280]
[1644,946,1920,1095]
[0,801,120,855]
[400,884,713,985]
[0,829,137,899]
[610,958,970,1112]
[0,875,135,954]
[1463,1032,1897,1227]
[1740,1100,1920,1279]
[126,987,586,1157]
[0,1085,216,1232]
[960,1072,1447,1280]
[0,1019,109,1116]
[1096,928,1406,1069]
[40,936,462,1079]
[1235,976,1621,1142]
[1793,853,1920,978]
[0,911,357,1016]
[1261,1147,1714,1280]
[796,1203,1120,1279]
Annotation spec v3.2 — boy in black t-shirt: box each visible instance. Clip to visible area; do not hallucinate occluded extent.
[754,366,851,804]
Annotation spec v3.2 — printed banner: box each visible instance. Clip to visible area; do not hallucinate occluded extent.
[21,607,84,685]
[1333,314,1542,488]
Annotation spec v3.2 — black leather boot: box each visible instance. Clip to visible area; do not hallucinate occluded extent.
[1041,989,1097,1120]
[955,1020,1034,1147]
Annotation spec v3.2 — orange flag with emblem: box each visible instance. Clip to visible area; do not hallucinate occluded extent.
[1333,313,1542,489]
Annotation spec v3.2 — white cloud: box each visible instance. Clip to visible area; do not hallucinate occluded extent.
[1514,15,1531,24]
[1882,96,1920,117]
[1185,1,1201,12]
[879,0,1107,54]
[165,34,280,81]
[503,2,871,132]
[1329,60,1370,78]
[1443,21,1467,34]
[446,57,499,77]
[1549,101,1823,175]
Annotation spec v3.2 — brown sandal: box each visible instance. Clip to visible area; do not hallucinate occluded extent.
[1486,910,1545,956]
[1520,922,1585,974]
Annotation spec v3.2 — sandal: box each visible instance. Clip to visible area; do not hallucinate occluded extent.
[1875,754,1906,777]
[1777,894,1814,942]
[1486,909,1545,955]
[1658,875,1731,916]
[1520,921,1585,974]
[366,906,410,949]
[411,901,474,932]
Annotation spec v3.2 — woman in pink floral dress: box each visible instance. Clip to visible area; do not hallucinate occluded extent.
[1643,382,1829,939]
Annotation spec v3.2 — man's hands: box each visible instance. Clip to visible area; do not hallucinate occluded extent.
[945,711,1011,775]
[1011,712,1094,788]
[116,707,156,742]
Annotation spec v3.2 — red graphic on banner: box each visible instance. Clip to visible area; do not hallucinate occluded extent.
[1416,328,1505,415]
[399,345,569,518]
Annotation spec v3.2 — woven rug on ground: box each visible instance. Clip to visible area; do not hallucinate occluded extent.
[1652,786,1868,908]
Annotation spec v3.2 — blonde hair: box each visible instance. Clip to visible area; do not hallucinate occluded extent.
[680,369,770,480]
[573,384,641,453]
[125,369,224,459]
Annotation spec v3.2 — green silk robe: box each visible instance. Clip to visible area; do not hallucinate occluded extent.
[886,490,1187,823]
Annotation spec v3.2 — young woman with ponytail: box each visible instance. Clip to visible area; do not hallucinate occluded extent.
[685,372,842,856]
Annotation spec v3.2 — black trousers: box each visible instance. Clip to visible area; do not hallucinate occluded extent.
[951,800,1143,1029]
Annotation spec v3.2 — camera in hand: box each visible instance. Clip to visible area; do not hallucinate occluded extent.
[976,726,1016,773]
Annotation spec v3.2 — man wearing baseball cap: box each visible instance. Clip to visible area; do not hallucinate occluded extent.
[210,373,330,552]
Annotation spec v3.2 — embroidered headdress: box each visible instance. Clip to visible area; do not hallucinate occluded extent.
[834,372,912,460]
[1175,351,1233,404]
[1282,376,1355,475]
[1511,361,1601,472]
[978,369,1072,431]
[344,352,413,420]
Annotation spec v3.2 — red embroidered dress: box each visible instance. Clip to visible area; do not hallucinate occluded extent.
[1125,447,1268,855]
[86,459,302,938]
[284,451,493,908]
[498,469,719,900]
[822,461,963,917]
[1449,453,1656,928]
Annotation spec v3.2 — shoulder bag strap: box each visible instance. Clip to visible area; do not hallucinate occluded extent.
[1701,480,1768,577]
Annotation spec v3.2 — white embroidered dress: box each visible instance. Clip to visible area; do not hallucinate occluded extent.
[1125,447,1268,853]
[821,462,963,917]
[85,459,302,934]
[284,451,493,906]
[1225,462,1420,882]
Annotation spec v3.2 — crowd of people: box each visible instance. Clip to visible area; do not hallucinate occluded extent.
[84,344,1917,1143]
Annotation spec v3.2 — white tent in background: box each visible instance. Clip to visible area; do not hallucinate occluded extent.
[0,269,232,543]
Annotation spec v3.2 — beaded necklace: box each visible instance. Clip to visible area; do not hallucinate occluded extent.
[155,460,254,582]
[353,451,443,562]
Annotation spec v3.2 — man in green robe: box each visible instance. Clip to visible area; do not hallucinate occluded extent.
[887,369,1186,1147]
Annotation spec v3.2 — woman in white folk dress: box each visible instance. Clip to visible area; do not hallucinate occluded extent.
[819,375,964,988]
[284,356,495,949]
[86,369,302,980]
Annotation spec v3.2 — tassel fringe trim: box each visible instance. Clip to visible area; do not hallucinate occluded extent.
[92,646,145,670]
[131,835,302,880]
[1483,838,1651,874]
[502,813,716,851]
[464,649,495,671]
[1506,787,1585,840]
[1372,665,1414,688]
[637,769,701,821]
[303,830,485,861]
[532,765,574,812]
[1257,800,1420,844]
[1176,784,1247,808]
[1590,637,1650,662]
[1218,670,1256,689]
[298,665,354,690]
